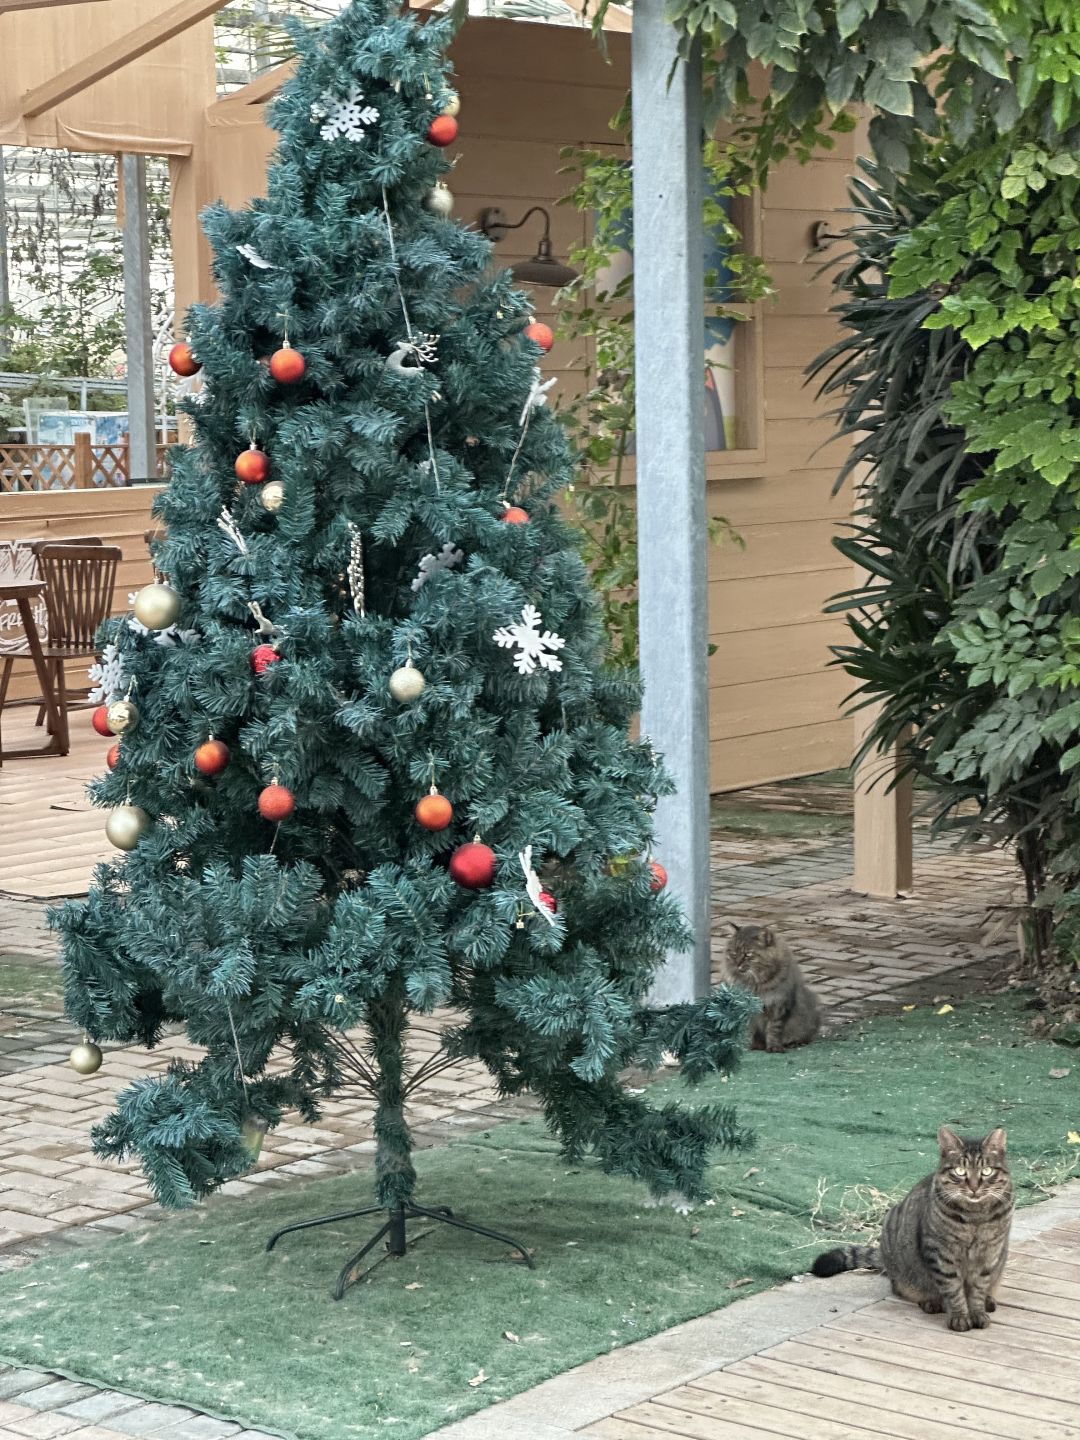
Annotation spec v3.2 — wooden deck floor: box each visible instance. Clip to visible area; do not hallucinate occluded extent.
[0,708,108,899]
[583,1220,1080,1440]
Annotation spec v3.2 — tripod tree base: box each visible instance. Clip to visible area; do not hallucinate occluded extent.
[266,1199,535,1299]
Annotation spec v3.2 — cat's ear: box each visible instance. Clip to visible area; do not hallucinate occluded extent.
[760,926,775,947]
[984,1128,1007,1162]
[938,1125,963,1159]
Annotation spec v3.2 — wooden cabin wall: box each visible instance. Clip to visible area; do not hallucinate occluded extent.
[178,17,854,792]
[0,488,158,704]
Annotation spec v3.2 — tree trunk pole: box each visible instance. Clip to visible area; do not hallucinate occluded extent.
[121,154,158,481]
[632,0,710,1004]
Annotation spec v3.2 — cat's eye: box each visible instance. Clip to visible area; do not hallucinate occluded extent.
[952,1166,966,1178]
[981,1166,995,1178]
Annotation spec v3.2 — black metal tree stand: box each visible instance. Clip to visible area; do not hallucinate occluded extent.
[266,1200,535,1300]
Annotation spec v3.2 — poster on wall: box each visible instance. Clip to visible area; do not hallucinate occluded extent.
[0,542,48,655]
[593,171,738,454]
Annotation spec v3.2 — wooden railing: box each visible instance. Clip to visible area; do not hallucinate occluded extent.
[0,434,171,493]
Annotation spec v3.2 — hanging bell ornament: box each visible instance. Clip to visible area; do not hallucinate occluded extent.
[423,184,454,218]
[69,1040,103,1075]
[241,1111,269,1161]
[106,804,151,851]
[168,342,201,378]
[133,582,181,631]
[260,480,285,513]
[235,443,271,485]
[106,698,140,735]
[269,344,306,384]
[389,664,426,703]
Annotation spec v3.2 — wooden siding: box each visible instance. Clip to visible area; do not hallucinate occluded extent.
[0,486,158,703]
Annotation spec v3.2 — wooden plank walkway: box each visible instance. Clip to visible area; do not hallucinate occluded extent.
[0,711,107,899]
[582,1220,1080,1440]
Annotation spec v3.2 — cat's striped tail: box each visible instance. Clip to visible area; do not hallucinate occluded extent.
[810,1243,881,1278]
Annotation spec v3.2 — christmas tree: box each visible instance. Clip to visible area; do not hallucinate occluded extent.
[54,0,754,1287]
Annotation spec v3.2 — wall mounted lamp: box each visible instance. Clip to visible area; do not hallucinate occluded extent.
[478,205,579,288]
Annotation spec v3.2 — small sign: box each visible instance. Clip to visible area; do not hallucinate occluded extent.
[0,542,48,654]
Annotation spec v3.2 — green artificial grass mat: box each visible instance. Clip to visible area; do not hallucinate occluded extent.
[2,993,1078,1440]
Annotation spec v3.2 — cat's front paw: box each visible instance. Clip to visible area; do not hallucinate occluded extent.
[984,1297,997,1313]
[765,1039,785,1053]
[919,1298,944,1314]
[947,1312,974,1332]
[969,1310,990,1329]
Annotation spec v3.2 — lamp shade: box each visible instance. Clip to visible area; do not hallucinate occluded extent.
[511,237,579,289]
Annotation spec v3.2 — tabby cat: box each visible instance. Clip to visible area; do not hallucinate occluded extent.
[811,1126,1013,1332]
[723,923,820,1052]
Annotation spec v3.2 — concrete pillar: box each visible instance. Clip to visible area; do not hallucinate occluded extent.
[632,0,710,1004]
[121,154,157,480]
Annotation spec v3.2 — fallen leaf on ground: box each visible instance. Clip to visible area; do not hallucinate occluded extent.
[727,1277,753,1289]
[468,1370,488,1388]
[503,1331,520,1344]
[1050,1068,1071,1079]
[404,1282,422,1290]
[690,1225,701,1238]
[936,1004,954,1015]
[902,1005,916,1012]
[1068,1131,1080,1145]
[743,1167,761,1179]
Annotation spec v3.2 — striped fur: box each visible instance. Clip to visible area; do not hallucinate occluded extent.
[723,924,820,1052]
[812,1127,1014,1331]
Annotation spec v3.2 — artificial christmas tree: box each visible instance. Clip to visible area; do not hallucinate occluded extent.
[54,0,755,1296]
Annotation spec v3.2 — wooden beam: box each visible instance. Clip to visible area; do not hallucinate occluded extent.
[0,0,108,10]
[210,59,296,114]
[20,0,226,119]
[852,707,914,898]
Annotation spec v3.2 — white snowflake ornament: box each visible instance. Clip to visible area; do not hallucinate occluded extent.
[88,643,126,705]
[311,84,380,143]
[412,542,463,593]
[519,367,557,426]
[492,604,565,676]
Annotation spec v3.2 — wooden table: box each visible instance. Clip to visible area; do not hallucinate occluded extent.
[0,579,67,761]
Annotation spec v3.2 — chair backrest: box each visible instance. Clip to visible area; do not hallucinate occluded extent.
[36,543,121,650]
[26,537,103,554]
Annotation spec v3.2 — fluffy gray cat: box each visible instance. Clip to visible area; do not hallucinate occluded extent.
[812,1126,1014,1332]
[723,923,821,1052]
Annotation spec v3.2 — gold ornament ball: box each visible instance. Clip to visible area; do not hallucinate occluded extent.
[69,1041,103,1075]
[443,91,461,117]
[423,184,454,217]
[106,804,151,851]
[260,480,286,512]
[389,664,426,703]
[106,698,141,735]
[133,582,181,631]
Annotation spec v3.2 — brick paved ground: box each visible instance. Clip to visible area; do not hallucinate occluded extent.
[0,774,1022,1439]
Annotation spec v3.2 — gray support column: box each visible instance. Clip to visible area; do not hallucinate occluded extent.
[121,153,157,480]
[632,0,710,1004]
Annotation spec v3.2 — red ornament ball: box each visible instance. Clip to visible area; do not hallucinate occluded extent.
[194,739,231,777]
[251,644,281,675]
[649,860,668,892]
[449,841,496,889]
[168,341,201,377]
[106,743,121,770]
[539,889,557,914]
[269,345,306,384]
[235,446,270,485]
[524,321,554,353]
[258,783,295,822]
[502,506,530,525]
[92,705,114,737]
[415,791,453,831]
[427,114,458,147]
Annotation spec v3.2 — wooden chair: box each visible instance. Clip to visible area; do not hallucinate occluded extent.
[0,543,120,758]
